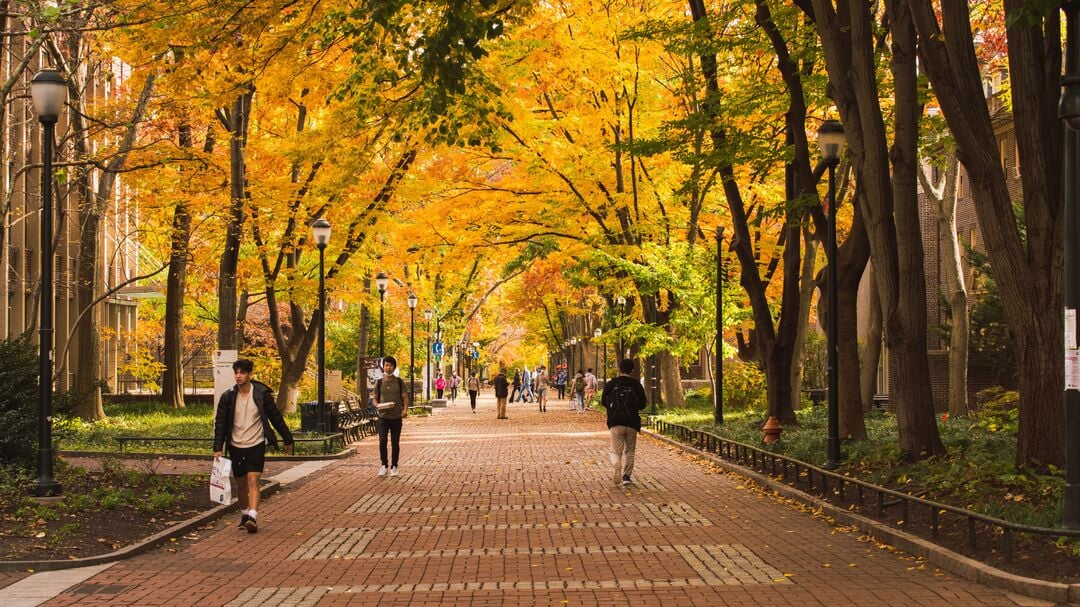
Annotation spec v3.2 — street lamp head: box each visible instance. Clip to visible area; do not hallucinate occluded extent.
[424,308,432,321]
[564,339,570,347]
[594,327,602,337]
[407,293,418,309]
[472,341,479,348]
[311,218,331,248]
[571,337,578,345]
[616,296,626,306]
[31,69,67,123]
[817,119,846,162]
[375,272,389,293]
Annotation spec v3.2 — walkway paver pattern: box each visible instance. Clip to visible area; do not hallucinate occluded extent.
[16,394,1051,605]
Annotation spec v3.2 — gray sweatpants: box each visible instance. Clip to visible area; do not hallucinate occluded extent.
[609,426,638,479]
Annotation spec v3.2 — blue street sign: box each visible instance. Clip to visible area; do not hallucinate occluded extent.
[432,342,444,356]
[472,350,479,359]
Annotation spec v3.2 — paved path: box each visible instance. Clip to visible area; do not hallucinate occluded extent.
[11,394,1051,606]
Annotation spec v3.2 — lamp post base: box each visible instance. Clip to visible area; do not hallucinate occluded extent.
[32,480,62,497]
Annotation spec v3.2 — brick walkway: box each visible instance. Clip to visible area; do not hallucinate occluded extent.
[33,394,1044,606]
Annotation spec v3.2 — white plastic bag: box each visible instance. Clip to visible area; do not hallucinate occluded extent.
[210,457,233,505]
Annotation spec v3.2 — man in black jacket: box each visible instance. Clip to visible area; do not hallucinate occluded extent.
[213,359,294,533]
[493,370,510,419]
[601,359,648,486]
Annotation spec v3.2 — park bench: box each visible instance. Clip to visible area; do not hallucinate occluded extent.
[113,433,345,454]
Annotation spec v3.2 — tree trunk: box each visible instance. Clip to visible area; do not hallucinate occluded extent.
[278,355,306,412]
[809,0,944,457]
[860,263,883,411]
[216,88,254,351]
[909,0,1065,467]
[791,227,819,406]
[659,350,685,408]
[838,192,871,437]
[356,299,371,398]
[920,155,969,416]
[162,122,195,409]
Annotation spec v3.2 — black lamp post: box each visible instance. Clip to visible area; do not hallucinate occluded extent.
[472,341,479,379]
[31,68,67,498]
[408,293,417,410]
[1059,0,1080,529]
[312,218,331,433]
[818,119,846,470]
[570,337,577,379]
[716,226,725,425]
[424,309,432,403]
[376,272,389,358]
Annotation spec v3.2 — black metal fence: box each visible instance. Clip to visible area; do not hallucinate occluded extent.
[648,418,1080,562]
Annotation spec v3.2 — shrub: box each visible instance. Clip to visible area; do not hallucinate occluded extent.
[973,387,1019,434]
[721,360,767,411]
[0,336,41,468]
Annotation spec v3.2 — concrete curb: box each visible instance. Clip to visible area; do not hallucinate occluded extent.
[0,480,281,573]
[644,429,1080,604]
[60,448,355,461]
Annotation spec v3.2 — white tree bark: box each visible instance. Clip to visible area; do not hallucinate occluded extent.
[919,155,969,416]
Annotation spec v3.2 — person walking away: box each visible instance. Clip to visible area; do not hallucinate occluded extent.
[535,366,549,412]
[434,372,446,399]
[449,372,460,402]
[509,370,521,403]
[584,368,598,403]
[467,374,480,413]
[602,359,648,486]
[374,356,409,477]
[571,371,587,412]
[493,370,510,419]
[555,368,567,400]
[520,366,534,403]
[213,359,294,534]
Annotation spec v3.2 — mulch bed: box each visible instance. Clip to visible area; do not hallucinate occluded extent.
[0,468,210,562]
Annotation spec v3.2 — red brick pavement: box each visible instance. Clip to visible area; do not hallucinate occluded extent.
[34,395,1044,606]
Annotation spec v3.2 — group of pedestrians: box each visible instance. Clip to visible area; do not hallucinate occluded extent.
[212,356,648,536]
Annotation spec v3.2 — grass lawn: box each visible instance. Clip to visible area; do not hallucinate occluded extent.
[653,394,1066,531]
[55,400,335,456]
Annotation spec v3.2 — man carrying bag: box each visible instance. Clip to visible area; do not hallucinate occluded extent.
[213,359,294,533]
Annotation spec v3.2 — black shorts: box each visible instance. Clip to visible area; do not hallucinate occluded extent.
[228,443,267,475]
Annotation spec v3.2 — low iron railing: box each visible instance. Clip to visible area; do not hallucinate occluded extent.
[647,418,1080,562]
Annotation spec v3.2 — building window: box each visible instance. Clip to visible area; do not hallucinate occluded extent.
[999,138,1007,171]
[1015,140,1021,178]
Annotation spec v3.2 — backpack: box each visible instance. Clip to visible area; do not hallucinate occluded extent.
[573,376,585,392]
[608,383,637,417]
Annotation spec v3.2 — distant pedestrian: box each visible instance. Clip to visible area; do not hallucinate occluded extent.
[449,372,461,402]
[510,370,521,403]
[374,356,409,477]
[467,374,480,413]
[520,367,534,403]
[493,370,510,419]
[435,373,446,399]
[602,359,648,486]
[584,368,598,403]
[213,359,294,534]
[555,369,567,400]
[535,366,549,412]
[571,371,586,412]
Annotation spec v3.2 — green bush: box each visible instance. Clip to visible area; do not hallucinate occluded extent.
[721,359,767,411]
[973,387,1019,434]
[0,336,41,468]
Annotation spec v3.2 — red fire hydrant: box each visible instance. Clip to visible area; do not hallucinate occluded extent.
[762,416,782,444]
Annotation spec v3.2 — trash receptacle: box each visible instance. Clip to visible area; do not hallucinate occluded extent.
[300,401,319,432]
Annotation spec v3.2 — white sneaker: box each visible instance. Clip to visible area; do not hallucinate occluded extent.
[377,465,387,477]
[390,466,398,477]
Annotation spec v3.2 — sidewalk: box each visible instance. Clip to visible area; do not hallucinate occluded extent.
[7,393,1051,606]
